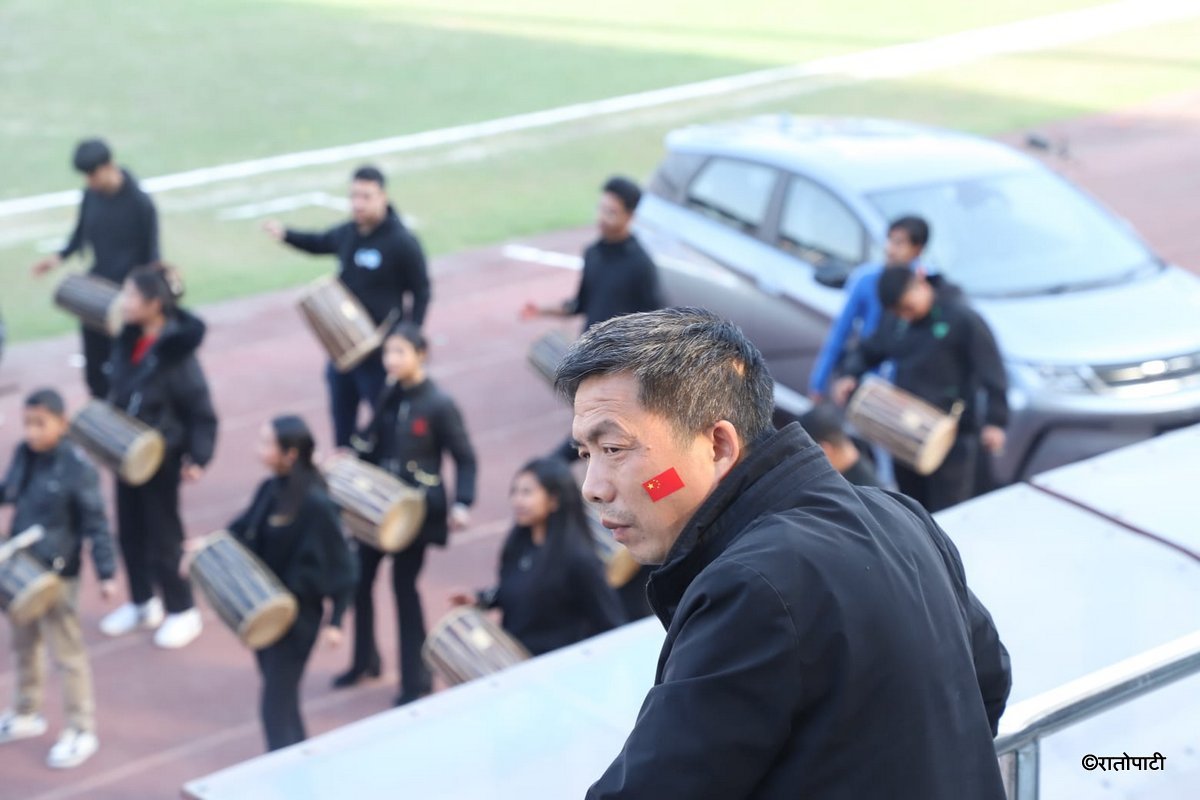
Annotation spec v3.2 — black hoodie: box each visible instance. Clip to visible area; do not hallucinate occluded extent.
[283,207,431,328]
[59,168,159,282]
[589,423,1010,800]
[107,309,218,469]
[839,275,1009,431]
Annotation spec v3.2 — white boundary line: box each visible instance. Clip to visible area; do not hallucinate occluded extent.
[1,0,1197,221]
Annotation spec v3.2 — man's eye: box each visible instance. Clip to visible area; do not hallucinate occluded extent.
[602,446,621,455]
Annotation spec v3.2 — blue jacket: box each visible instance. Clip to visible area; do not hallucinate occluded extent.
[809,262,921,395]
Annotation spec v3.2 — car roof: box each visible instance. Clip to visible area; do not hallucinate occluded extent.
[664,115,1039,195]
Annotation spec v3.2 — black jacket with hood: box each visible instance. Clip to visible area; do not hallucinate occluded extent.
[1,440,116,580]
[588,423,1011,800]
[352,378,476,547]
[283,207,431,328]
[107,309,218,471]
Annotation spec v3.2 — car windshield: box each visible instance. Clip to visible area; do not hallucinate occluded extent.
[868,169,1155,296]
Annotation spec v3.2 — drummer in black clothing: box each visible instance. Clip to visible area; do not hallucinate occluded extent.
[833,267,1008,512]
[32,139,159,399]
[227,415,356,752]
[522,175,664,334]
[450,458,623,656]
[333,323,477,706]
[264,165,431,448]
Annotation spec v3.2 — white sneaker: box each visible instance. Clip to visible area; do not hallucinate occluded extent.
[0,711,48,743]
[153,608,203,649]
[46,728,99,769]
[99,598,164,637]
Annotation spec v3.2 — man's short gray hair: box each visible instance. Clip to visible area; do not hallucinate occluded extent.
[554,307,774,444]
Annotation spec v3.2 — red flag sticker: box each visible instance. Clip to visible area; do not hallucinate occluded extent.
[411,418,429,436]
[643,468,684,502]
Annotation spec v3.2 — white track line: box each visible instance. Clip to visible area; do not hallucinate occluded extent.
[502,243,584,271]
[216,191,349,220]
[2,0,1196,220]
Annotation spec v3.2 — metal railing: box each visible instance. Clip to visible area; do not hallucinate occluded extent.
[993,628,1200,800]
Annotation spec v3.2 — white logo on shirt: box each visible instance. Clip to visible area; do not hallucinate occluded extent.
[355,248,383,270]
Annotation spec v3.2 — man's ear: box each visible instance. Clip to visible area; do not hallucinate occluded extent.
[710,420,742,480]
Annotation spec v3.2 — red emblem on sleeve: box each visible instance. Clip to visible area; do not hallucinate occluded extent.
[642,468,684,502]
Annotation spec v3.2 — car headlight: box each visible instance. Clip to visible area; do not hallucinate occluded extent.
[1015,363,1100,394]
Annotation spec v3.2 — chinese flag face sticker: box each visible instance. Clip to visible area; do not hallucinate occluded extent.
[643,468,685,502]
[411,418,429,436]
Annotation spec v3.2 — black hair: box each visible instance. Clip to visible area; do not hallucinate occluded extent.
[24,388,66,417]
[352,165,386,188]
[555,307,774,447]
[73,138,113,175]
[126,262,184,317]
[878,265,918,310]
[385,321,428,354]
[888,215,930,249]
[602,176,642,214]
[799,403,850,447]
[270,415,325,524]
[501,457,596,594]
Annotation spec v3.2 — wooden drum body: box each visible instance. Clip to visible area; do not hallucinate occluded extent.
[0,550,63,627]
[53,273,123,336]
[590,524,641,589]
[846,377,963,476]
[527,330,571,389]
[323,454,426,553]
[68,400,165,486]
[423,607,530,687]
[190,531,297,650]
[297,276,385,373]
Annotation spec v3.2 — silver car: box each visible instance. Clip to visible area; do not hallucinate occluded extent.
[635,115,1200,482]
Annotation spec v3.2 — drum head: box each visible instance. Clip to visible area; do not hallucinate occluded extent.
[239,595,299,650]
[8,573,64,627]
[120,430,166,486]
[103,297,124,337]
[377,492,427,552]
[914,416,960,476]
[332,330,383,373]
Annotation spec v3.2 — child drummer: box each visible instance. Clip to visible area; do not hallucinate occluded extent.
[0,389,117,769]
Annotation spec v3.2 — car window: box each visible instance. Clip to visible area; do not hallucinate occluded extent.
[869,169,1155,297]
[778,176,865,266]
[648,151,706,203]
[686,158,777,233]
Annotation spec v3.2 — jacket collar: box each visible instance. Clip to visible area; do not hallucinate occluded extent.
[646,423,836,626]
[116,308,206,367]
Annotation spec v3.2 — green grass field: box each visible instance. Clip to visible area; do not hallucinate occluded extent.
[2,0,1198,341]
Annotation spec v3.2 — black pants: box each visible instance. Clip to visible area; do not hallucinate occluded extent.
[350,541,430,695]
[894,434,978,513]
[81,327,112,399]
[115,455,193,613]
[326,356,387,449]
[255,602,321,752]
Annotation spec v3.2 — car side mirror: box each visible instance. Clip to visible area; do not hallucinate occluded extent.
[814,263,852,289]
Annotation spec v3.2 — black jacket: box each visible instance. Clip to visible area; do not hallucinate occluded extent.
[588,423,1011,800]
[229,477,357,627]
[353,378,477,547]
[107,309,218,470]
[569,235,663,331]
[1,441,116,580]
[60,169,159,282]
[840,277,1009,431]
[284,207,431,327]
[486,526,624,656]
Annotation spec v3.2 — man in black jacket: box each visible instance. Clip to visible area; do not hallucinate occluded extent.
[0,389,116,768]
[32,139,160,399]
[556,307,1010,800]
[834,267,1008,512]
[264,165,431,447]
